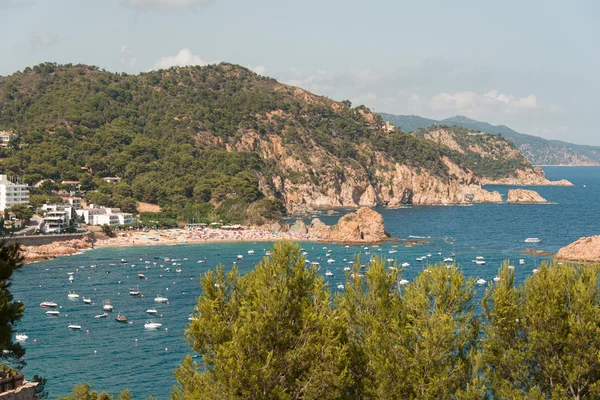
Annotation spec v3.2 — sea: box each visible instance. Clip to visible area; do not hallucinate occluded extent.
[11,166,600,399]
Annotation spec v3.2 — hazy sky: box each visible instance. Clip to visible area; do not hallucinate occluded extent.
[1,0,599,144]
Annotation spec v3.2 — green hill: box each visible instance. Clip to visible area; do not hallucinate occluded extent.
[380,113,600,166]
[0,63,550,224]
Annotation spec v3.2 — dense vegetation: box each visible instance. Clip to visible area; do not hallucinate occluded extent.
[382,112,600,166]
[169,242,600,399]
[0,63,535,223]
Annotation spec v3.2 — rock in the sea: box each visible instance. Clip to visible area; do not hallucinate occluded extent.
[326,210,340,216]
[20,238,94,263]
[506,189,548,204]
[556,236,600,262]
[308,208,390,243]
[471,188,502,203]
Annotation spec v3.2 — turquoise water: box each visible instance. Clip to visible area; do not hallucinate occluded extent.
[12,167,600,399]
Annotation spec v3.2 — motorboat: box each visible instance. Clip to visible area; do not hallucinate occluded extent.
[103,300,114,312]
[146,309,157,315]
[476,278,486,285]
[337,284,345,290]
[387,258,394,262]
[265,251,271,256]
[129,287,141,296]
[82,297,92,304]
[401,262,410,268]
[343,266,351,272]
[327,259,335,264]
[388,250,397,254]
[144,321,162,329]
[399,279,409,285]
[68,275,74,282]
[416,257,425,262]
[116,312,128,323]
[154,295,168,303]
[120,259,128,264]
[67,291,79,299]
[493,276,501,282]
[325,270,334,277]
[15,333,28,341]
[524,238,541,243]
[236,255,243,260]
[197,259,207,263]
[95,312,108,319]
[248,250,255,255]
[175,269,182,273]
[519,259,525,265]
[474,256,486,265]
[46,310,60,316]
[443,258,454,263]
[138,273,145,279]
[68,324,82,330]
[40,301,58,308]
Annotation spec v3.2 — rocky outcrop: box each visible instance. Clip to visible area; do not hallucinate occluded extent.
[507,189,548,204]
[471,188,502,203]
[556,236,600,262]
[289,219,308,234]
[21,237,94,263]
[481,168,573,186]
[307,208,390,243]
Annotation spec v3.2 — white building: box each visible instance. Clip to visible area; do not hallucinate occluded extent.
[76,205,133,226]
[63,197,82,210]
[0,174,29,210]
[0,131,18,147]
[40,204,74,234]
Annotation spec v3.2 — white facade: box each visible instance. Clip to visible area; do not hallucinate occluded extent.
[0,131,17,147]
[65,197,82,210]
[76,206,133,226]
[0,174,29,210]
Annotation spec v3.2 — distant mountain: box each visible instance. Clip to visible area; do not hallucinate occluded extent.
[380,113,600,166]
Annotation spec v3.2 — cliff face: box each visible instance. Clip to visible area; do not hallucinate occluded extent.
[556,236,600,262]
[506,189,548,204]
[480,168,573,186]
[21,237,94,263]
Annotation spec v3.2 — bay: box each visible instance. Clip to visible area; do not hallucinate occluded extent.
[12,166,600,399]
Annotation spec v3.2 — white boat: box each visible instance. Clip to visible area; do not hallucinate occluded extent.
[399,279,409,285]
[120,259,127,263]
[68,275,74,282]
[68,324,82,330]
[416,257,425,262]
[144,321,162,329]
[95,312,108,319]
[343,266,351,272]
[67,292,79,299]
[325,270,334,277]
[15,333,28,341]
[46,310,60,316]
[386,258,394,262]
[129,286,141,296]
[175,268,182,273]
[533,268,539,274]
[519,259,525,265]
[327,259,335,264]
[236,255,243,260]
[493,276,501,282]
[247,250,255,255]
[146,309,158,315]
[40,301,58,308]
[476,278,486,285]
[444,258,454,263]
[336,284,345,290]
[388,250,397,254]
[154,295,168,303]
[524,238,541,243]
[103,300,114,312]
[401,262,410,268]
[475,260,486,265]
[82,297,92,304]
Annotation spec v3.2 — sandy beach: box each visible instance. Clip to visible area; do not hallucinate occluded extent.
[94,227,316,248]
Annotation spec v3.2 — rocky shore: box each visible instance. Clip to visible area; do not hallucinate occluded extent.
[21,237,95,263]
[556,236,600,262]
[507,189,549,204]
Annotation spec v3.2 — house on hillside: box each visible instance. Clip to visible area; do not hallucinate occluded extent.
[0,131,18,147]
[102,177,121,184]
[76,205,133,226]
[0,174,29,210]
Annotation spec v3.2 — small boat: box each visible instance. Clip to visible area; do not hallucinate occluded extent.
[129,287,141,296]
[68,324,82,330]
[443,258,454,263]
[103,300,114,312]
[327,259,335,264]
[40,301,58,308]
[387,258,394,262]
[82,297,92,304]
[138,273,145,279]
[67,291,79,299]
[175,268,182,273]
[401,262,410,268]
[325,270,334,277]
[476,278,486,285]
[116,312,128,323]
[154,295,168,303]
[46,310,60,316]
[120,259,128,264]
[236,255,243,260]
[144,321,162,329]
[265,251,271,256]
[388,250,397,254]
[197,259,207,263]
[524,238,541,243]
[95,312,108,319]
[146,309,157,315]
[15,333,28,342]
[337,284,345,290]
[519,259,525,265]
[68,275,74,282]
[247,250,255,255]
[343,266,351,272]
[416,257,425,262]
[399,279,409,285]
[473,256,486,265]
[493,276,501,282]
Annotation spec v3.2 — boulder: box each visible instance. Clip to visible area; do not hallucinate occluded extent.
[506,189,548,204]
[556,236,600,262]
[289,219,308,234]
[471,188,502,203]
[307,208,390,243]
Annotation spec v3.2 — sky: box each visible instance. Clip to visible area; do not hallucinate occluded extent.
[1,0,599,145]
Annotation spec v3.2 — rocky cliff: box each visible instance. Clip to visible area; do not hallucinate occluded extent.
[556,236,600,262]
[506,189,548,204]
[21,237,94,263]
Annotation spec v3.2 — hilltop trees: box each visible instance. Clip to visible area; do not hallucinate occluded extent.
[175,243,600,399]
